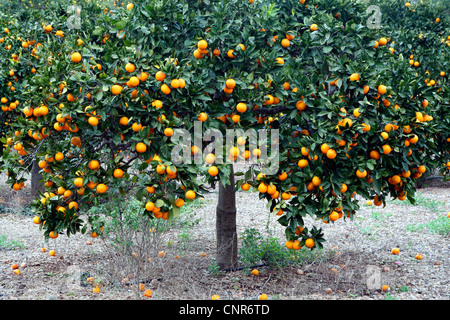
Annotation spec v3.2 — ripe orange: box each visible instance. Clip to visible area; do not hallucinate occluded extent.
[382,145,392,155]
[320,143,330,154]
[161,84,171,95]
[312,176,321,187]
[298,159,309,168]
[89,160,100,170]
[226,79,236,89]
[349,73,360,81]
[415,254,423,260]
[198,40,208,50]
[125,63,135,73]
[251,269,259,276]
[155,71,166,82]
[198,112,208,122]
[330,211,339,222]
[143,289,153,298]
[258,183,268,193]
[417,165,426,174]
[88,116,99,126]
[305,238,315,248]
[208,166,219,176]
[136,142,147,153]
[236,102,247,113]
[74,177,83,188]
[175,198,185,208]
[281,38,290,48]
[285,240,294,249]
[241,183,251,191]
[145,202,155,211]
[96,184,108,194]
[185,190,196,200]
[326,149,337,159]
[164,128,174,137]
[378,38,387,46]
[310,24,318,31]
[370,150,380,160]
[71,52,82,63]
[377,85,387,95]
[391,248,400,255]
[356,169,368,178]
[49,250,56,256]
[113,169,124,178]
[54,152,64,161]
[111,85,123,95]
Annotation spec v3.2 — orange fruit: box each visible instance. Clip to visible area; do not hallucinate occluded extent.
[320,143,330,154]
[226,79,236,89]
[236,102,247,113]
[391,248,400,255]
[125,63,135,73]
[305,238,315,248]
[111,85,123,95]
[285,240,294,249]
[349,73,360,81]
[241,183,251,191]
[113,169,124,178]
[326,149,337,159]
[136,142,147,153]
[155,71,166,82]
[175,198,185,208]
[96,184,108,194]
[281,38,290,48]
[251,269,259,276]
[185,190,196,200]
[161,84,171,95]
[145,202,155,212]
[88,116,99,126]
[258,183,268,193]
[382,145,392,155]
[71,52,82,63]
[298,159,309,168]
[198,112,208,122]
[377,85,387,95]
[312,176,321,187]
[208,166,219,177]
[143,289,153,298]
[198,40,208,50]
[356,169,367,178]
[370,150,380,160]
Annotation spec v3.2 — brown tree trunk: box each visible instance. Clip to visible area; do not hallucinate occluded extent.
[30,159,43,198]
[216,164,238,270]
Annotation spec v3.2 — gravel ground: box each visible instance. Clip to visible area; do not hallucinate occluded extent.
[0,174,449,300]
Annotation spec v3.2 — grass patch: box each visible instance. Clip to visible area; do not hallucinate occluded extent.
[406,215,450,235]
[388,192,446,213]
[238,228,321,270]
[0,234,25,250]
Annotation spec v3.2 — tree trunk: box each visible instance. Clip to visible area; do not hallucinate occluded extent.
[30,159,44,198]
[216,164,238,270]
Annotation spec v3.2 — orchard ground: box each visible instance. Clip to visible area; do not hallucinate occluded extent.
[0,172,448,300]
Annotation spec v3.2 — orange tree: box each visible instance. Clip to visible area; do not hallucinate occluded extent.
[0,0,448,269]
[372,0,450,178]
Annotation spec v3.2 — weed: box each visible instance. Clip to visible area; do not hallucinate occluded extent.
[0,234,25,250]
